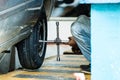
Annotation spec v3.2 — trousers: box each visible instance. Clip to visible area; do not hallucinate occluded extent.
[71,15,91,62]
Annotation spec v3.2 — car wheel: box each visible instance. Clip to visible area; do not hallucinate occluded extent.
[16,6,47,69]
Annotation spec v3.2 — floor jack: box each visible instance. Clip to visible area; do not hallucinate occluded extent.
[39,22,68,61]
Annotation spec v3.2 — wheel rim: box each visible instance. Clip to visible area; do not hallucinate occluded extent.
[37,19,46,57]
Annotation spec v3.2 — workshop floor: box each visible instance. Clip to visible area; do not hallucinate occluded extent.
[0,44,90,80]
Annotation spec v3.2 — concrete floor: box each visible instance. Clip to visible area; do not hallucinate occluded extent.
[0,54,90,80]
[0,44,90,80]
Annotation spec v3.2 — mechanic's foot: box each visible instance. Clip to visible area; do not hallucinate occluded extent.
[80,64,91,74]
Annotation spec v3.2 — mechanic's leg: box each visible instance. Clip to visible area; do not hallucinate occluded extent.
[71,23,91,62]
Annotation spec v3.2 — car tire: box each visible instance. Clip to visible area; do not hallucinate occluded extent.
[16,6,47,69]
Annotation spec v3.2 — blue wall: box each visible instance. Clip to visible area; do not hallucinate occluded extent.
[91,4,120,80]
[78,0,120,3]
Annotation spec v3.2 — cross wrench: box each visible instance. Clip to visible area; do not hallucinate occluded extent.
[55,22,61,61]
[39,22,68,61]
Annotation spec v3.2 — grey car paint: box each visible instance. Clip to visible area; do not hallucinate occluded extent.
[0,0,54,73]
[0,0,43,53]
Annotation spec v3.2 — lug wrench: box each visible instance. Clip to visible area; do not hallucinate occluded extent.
[55,22,61,61]
[39,22,68,61]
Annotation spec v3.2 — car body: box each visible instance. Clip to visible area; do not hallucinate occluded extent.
[0,0,54,73]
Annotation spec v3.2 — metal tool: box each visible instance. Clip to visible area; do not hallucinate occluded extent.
[55,22,61,61]
[39,22,68,61]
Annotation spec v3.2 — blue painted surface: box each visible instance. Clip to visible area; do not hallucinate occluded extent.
[91,4,120,80]
[79,0,120,3]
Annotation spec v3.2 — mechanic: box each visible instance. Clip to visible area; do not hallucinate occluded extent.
[68,14,91,74]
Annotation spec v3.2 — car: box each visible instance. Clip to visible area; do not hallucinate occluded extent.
[0,0,54,73]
